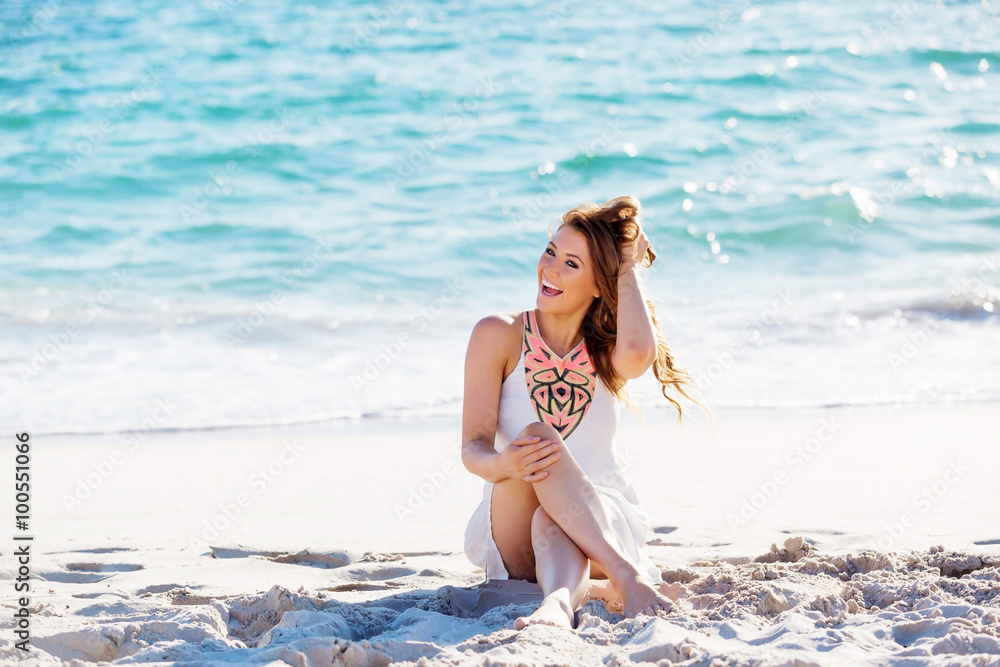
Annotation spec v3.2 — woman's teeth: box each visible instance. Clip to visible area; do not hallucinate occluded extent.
[541,283,563,296]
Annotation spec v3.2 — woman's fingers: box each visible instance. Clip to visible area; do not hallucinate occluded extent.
[623,230,651,267]
[508,436,564,480]
[515,438,563,480]
[519,450,561,479]
[521,439,560,464]
[522,469,549,482]
[633,232,650,261]
[527,450,561,471]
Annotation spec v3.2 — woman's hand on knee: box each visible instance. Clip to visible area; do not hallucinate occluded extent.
[495,435,562,483]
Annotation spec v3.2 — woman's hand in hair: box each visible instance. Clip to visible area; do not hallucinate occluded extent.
[618,229,651,277]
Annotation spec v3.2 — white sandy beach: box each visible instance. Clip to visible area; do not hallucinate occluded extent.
[2,402,999,666]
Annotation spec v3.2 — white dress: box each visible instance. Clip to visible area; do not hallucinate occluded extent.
[463,309,662,586]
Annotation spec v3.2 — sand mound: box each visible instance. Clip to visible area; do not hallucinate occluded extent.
[2,538,998,666]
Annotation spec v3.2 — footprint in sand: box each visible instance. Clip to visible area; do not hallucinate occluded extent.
[137,583,204,595]
[209,545,363,569]
[45,547,136,555]
[328,581,408,592]
[345,565,418,581]
[65,563,144,572]
[39,562,143,584]
[39,571,113,584]
[268,551,355,568]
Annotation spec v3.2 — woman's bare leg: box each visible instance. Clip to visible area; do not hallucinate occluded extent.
[519,421,673,618]
[489,475,541,581]
[513,507,591,629]
[490,421,672,621]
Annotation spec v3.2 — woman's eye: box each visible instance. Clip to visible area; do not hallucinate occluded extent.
[545,247,577,268]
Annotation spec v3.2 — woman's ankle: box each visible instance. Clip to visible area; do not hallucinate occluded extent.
[605,559,644,591]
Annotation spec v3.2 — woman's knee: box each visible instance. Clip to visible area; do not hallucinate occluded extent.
[516,422,576,481]
[517,421,563,442]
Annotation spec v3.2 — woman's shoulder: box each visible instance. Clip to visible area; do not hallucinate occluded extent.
[469,311,525,348]
[471,310,524,332]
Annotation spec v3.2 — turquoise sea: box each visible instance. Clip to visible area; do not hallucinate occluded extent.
[2,0,998,435]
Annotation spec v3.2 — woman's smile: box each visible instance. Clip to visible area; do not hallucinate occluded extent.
[540,277,563,297]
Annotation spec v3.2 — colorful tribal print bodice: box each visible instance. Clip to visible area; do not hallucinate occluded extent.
[522,309,598,439]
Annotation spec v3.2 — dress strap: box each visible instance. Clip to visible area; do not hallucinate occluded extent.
[521,310,530,356]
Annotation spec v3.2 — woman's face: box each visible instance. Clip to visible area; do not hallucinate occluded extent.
[536,225,600,314]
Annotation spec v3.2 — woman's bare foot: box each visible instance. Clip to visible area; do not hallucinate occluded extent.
[513,591,575,630]
[618,576,675,618]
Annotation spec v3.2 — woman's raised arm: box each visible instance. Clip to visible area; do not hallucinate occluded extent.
[611,231,658,380]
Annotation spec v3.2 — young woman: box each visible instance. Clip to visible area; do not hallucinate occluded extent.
[461,195,708,629]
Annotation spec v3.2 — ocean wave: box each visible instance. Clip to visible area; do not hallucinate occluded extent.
[18,391,1000,440]
[30,224,121,247]
[951,121,1000,135]
[851,295,999,323]
[153,222,316,246]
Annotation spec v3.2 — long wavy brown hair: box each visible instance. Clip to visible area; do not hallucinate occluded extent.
[549,195,712,426]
